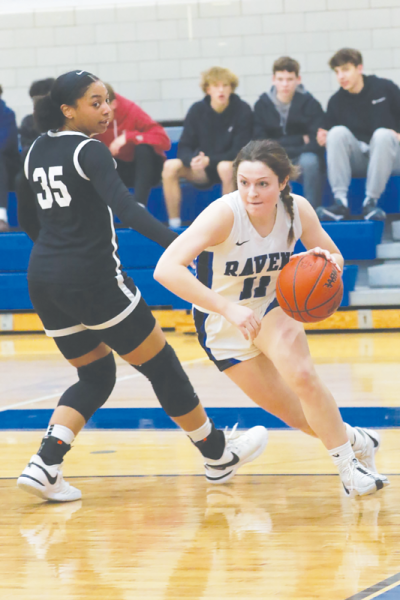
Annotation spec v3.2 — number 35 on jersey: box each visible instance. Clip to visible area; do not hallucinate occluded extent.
[33,166,72,209]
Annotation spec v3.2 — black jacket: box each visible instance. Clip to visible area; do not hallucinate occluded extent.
[19,114,40,156]
[253,89,324,159]
[177,94,253,169]
[322,75,400,144]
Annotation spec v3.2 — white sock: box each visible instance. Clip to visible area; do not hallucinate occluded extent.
[329,440,355,473]
[46,424,75,446]
[0,208,8,222]
[169,217,181,228]
[187,417,212,444]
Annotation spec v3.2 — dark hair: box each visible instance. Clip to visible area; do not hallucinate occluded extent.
[233,140,300,244]
[34,70,99,133]
[29,78,55,98]
[273,56,300,77]
[329,48,363,69]
[0,85,3,96]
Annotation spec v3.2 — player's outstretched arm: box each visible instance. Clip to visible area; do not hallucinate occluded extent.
[296,196,344,272]
[79,140,177,249]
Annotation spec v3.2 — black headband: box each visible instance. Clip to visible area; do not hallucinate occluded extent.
[50,70,99,107]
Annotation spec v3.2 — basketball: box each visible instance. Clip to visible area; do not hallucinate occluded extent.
[276,254,343,323]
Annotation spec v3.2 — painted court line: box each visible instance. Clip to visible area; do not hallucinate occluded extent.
[346,573,400,600]
[0,356,207,412]
[1,473,399,481]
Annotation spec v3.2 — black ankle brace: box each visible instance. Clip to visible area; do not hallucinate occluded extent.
[38,435,71,466]
[192,419,225,460]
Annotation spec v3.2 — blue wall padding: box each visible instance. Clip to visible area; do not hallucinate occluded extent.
[1,406,400,430]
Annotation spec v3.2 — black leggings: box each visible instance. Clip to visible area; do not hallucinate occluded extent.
[116,144,164,206]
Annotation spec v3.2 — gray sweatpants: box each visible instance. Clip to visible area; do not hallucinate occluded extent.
[292,152,324,209]
[326,126,400,201]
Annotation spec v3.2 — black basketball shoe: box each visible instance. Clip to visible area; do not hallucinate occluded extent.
[362,198,386,221]
[316,198,350,222]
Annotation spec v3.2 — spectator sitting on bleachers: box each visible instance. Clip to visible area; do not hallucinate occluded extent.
[19,78,55,156]
[162,66,253,228]
[0,85,21,232]
[253,56,324,209]
[317,48,400,222]
[94,83,170,208]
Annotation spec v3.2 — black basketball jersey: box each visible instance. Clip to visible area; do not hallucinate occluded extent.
[23,130,175,287]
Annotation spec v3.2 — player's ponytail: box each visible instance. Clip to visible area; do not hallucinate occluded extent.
[34,70,99,133]
[34,93,65,132]
[233,140,300,245]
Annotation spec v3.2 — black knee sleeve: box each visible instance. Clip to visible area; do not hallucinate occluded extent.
[58,352,116,422]
[133,343,199,418]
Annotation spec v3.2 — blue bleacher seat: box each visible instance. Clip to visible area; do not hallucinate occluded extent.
[294,220,384,261]
[0,231,33,271]
[0,228,362,310]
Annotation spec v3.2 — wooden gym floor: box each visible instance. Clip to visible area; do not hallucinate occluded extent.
[1,331,400,600]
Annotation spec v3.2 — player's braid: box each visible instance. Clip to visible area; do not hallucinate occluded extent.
[280,183,295,245]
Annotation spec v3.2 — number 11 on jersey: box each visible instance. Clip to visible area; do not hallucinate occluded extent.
[239,275,271,300]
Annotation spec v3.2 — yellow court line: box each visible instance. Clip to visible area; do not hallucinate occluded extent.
[361,580,400,600]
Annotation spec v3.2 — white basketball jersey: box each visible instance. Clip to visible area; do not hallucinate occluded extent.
[195,190,303,314]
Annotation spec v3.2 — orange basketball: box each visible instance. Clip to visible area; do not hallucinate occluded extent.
[276,254,343,323]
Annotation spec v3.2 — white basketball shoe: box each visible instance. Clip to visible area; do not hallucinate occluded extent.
[352,427,381,473]
[340,457,389,498]
[17,454,82,502]
[204,424,268,484]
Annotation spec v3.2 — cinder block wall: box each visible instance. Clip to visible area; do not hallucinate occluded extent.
[0,0,398,124]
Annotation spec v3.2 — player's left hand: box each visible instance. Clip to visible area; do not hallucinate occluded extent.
[290,247,342,272]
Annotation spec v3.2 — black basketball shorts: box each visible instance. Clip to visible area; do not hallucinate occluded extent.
[28,273,156,360]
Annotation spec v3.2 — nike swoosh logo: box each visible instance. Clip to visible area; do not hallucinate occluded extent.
[205,452,240,471]
[364,431,379,448]
[371,97,386,104]
[236,240,250,246]
[332,454,339,458]
[30,462,58,485]
[76,71,85,75]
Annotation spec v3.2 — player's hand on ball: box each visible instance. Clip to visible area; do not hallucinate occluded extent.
[290,247,342,273]
[222,303,261,341]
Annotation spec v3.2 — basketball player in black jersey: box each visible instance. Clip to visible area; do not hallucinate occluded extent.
[16,71,268,501]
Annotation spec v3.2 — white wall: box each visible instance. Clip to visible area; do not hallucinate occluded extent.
[0,0,399,124]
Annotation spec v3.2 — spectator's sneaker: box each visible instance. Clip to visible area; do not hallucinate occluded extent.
[353,427,380,473]
[17,454,81,502]
[340,457,389,498]
[316,198,349,221]
[204,424,268,484]
[362,198,386,221]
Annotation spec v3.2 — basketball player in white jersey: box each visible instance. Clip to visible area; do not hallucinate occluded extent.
[155,140,389,497]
